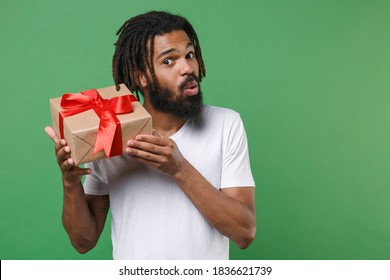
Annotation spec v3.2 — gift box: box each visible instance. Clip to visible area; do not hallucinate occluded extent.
[49,84,152,164]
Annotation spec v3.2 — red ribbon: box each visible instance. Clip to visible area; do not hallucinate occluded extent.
[59,89,137,158]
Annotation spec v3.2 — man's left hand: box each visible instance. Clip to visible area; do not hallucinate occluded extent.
[126,134,187,177]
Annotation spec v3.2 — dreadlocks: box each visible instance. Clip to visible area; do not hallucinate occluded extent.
[112,11,206,100]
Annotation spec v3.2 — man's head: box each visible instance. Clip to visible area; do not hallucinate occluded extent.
[112,12,206,116]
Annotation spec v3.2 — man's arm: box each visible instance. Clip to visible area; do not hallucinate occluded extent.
[45,126,109,253]
[175,164,256,249]
[127,134,256,249]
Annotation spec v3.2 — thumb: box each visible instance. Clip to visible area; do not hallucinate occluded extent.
[44,126,60,143]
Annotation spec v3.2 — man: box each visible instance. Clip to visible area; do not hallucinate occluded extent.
[45,11,256,260]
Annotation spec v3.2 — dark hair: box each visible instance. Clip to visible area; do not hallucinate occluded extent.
[112,11,206,99]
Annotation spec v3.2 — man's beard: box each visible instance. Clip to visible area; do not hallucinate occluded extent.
[148,75,204,121]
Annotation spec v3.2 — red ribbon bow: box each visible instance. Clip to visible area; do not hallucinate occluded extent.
[59,89,137,158]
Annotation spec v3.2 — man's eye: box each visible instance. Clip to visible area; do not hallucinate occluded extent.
[163,58,173,65]
[186,52,195,59]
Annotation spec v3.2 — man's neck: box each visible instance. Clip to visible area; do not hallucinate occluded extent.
[144,102,187,138]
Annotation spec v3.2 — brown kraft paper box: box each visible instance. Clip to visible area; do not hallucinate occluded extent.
[49,84,152,165]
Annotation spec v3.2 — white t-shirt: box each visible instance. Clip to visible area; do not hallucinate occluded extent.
[84,105,255,259]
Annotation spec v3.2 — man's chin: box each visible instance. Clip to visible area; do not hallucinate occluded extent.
[148,82,204,120]
[167,98,204,121]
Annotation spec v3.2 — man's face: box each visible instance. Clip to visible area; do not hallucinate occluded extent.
[145,30,203,120]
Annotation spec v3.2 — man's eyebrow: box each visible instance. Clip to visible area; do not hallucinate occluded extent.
[156,48,175,60]
[156,42,194,60]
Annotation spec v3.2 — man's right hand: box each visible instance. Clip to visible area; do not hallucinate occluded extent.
[45,126,91,185]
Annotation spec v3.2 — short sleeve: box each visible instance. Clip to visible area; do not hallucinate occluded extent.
[220,114,255,188]
[84,160,109,195]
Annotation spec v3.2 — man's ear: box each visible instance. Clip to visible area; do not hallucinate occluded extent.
[137,72,147,88]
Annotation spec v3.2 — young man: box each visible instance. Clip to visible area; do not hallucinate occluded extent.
[45,11,256,260]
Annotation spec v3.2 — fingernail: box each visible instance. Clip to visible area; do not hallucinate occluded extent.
[136,135,142,140]
[126,148,132,154]
[65,146,70,153]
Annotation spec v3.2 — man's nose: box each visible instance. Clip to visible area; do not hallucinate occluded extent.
[178,59,194,76]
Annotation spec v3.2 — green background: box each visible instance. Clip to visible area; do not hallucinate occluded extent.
[1,0,389,260]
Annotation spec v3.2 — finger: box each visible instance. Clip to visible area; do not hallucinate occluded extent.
[127,140,165,155]
[62,159,92,175]
[62,157,84,171]
[130,154,161,169]
[126,146,163,163]
[67,157,74,166]
[57,145,71,163]
[132,134,168,146]
[45,126,60,143]
[71,162,92,175]
[55,139,67,154]
[61,157,74,171]
[81,167,92,175]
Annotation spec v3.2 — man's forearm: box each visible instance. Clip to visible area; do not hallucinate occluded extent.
[174,160,256,249]
[62,179,99,254]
